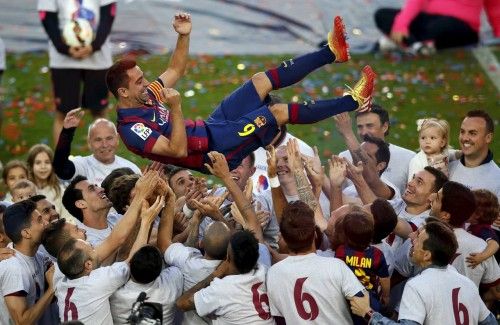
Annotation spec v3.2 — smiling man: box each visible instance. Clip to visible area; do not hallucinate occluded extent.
[53,114,141,186]
[449,109,499,196]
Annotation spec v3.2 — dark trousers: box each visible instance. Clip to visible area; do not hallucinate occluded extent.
[374,8,479,49]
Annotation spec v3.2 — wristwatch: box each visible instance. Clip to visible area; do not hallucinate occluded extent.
[364,309,375,322]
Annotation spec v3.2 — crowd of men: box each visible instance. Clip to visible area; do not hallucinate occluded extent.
[0,10,499,325]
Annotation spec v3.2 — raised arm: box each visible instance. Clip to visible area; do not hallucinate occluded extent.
[205,152,264,243]
[126,195,165,263]
[95,171,161,261]
[151,88,188,157]
[53,108,84,180]
[159,12,191,88]
[266,145,287,223]
[157,182,177,253]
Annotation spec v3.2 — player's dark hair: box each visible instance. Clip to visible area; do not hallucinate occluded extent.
[472,189,499,225]
[106,58,137,98]
[58,238,87,279]
[363,134,390,175]
[465,109,494,134]
[280,201,316,253]
[344,211,374,250]
[29,194,47,203]
[371,198,398,244]
[423,222,458,266]
[167,167,189,187]
[3,200,37,243]
[130,245,163,284]
[355,104,390,136]
[42,218,71,258]
[62,175,87,222]
[229,229,259,274]
[423,166,448,193]
[108,174,140,214]
[442,181,476,227]
[101,167,136,198]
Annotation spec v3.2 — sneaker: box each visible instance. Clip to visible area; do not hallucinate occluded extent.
[344,65,376,112]
[328,16,350,63]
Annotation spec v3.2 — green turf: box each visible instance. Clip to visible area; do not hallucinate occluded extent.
[1,47,499,180]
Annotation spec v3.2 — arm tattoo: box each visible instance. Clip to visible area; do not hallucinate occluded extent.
[294,170,318,211]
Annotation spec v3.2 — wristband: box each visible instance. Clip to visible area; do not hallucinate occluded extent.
[268,176,280,188]
[183,203,194,219]
[364,309,375,322]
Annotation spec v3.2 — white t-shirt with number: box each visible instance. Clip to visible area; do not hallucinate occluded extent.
[399,266,491,324]
[452,228,500,288]
[110,266,183,325]
[164,243,221,325]
[194,263,273,325]
[193,244,272,325]
[55,261,129,324]
[0,250,50,324]
[267,253,364,324]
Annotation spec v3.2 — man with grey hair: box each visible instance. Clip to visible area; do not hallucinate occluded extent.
[53,111,141,185]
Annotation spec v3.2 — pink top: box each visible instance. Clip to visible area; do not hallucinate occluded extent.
[392,0,500,37]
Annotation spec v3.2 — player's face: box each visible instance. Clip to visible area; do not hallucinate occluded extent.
[356,113,388,139]
[88,122,119,164]
[36,199,59,223]
[419,126,446,156]
[403,170,435,208]
[169,170,195,197]
[459,117,492,159]
[410,228,430,266]
[65,223,87,241]
[75,180,112,213]
[360,142,385,173]
[26,209,49,245]
[230,156,256,190]
[32,151,52,182]
[276,146,293,184]
[429,189,444,218]
[126,66,149,105]
[5,167,28,192]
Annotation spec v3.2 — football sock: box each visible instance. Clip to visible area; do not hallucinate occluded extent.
[265,46,335,90]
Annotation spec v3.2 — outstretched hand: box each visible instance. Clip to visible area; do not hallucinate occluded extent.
[205,151,230,179]
[63,108,84,129]
[173,12,192,35]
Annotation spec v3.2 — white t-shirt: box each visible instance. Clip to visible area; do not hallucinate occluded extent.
[452,228,500,288]
[449,159,500,197]
[70,154,141,186]
[267,253,364,324]
[37,0,115,69]
[110,266,183,325]
[194,263,273,325]
[339,143,415,195]
[251,133,314,193]
[399,266,491,324]
[76,211,121,247]
[0,249,51,324]
[164,243,221,325]
[55,261,129,324]
[343,175,402,212]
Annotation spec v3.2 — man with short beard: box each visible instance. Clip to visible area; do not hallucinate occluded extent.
[449,109,500,196]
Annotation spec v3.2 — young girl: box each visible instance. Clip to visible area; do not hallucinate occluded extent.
[26,144,68,219]
[466,189,499,267]
[408,118,460,179]
[1,160,29,202]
